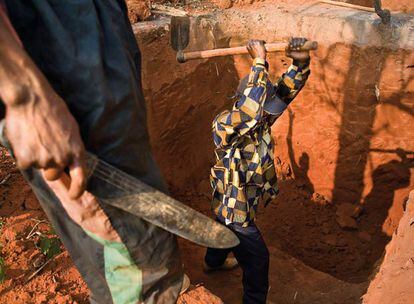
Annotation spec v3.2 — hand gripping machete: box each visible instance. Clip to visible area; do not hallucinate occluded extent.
[0,121,239,249]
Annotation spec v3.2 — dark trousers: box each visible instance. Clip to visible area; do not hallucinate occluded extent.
[205,221,269,304]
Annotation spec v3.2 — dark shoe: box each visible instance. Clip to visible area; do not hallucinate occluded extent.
[203,257,238,273]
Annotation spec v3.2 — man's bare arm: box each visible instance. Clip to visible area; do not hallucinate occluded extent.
[0,12,86,199]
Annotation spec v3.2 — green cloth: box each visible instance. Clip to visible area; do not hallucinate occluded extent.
[85,230,142,304]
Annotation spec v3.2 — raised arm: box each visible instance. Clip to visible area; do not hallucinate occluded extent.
[274,37,311,105]
[0,8,86,199]
[213,40,269,148]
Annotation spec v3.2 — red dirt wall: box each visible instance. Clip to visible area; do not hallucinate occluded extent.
[137,22,240,189]
[126,0,151,22]
[272,45,413,233]
[0,2,412,302]
[139,3,414,232]
[362,191,414,304]
[219,0,414,14]
[266,44,413,280]
[136,2,414,281]
[379,0,413,13]
[329,0,413,13]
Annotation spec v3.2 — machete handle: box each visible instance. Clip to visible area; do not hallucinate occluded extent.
[177,40,318,63]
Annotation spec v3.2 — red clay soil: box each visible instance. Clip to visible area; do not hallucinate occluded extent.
[126,0,152,22]
[126,0,414,21]
[136,0,413,301]
[0,149,89,304]
[0,149,219,303]
[139,12,414,286]
[213,0,414,13]
[177,286,223,304]
[363,191,414,304]
[1,0,413,303]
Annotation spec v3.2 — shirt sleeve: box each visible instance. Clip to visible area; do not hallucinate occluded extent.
[212,58,269,148]
[274,59,311,105]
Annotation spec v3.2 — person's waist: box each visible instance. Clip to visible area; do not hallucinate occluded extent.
[216,207,256,225]
[216,214,254,229]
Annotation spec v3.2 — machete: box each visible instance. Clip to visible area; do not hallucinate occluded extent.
[85,152,239,249]
[0,121,239,249]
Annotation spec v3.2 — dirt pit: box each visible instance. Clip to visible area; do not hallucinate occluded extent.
[1,0,414,303]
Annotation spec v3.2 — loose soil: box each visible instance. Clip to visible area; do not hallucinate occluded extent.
[0,149,89,304]
[0,150,222,303]
[0,151,367,304]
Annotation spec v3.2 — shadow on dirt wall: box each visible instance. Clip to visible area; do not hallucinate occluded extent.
[331,13,414,280]
[149,12,413,286]
[148,59,241,189]
[268,12,414,284]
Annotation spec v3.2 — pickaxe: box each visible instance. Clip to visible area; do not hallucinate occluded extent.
[171,16,318,63]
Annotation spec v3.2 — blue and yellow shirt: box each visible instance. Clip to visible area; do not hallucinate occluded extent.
[210,58,310,226]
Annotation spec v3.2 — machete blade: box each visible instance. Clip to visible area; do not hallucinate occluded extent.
[0,114,238,249]
[86,153,239,249]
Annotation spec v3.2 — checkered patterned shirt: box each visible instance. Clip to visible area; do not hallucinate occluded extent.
[210,58,310,226]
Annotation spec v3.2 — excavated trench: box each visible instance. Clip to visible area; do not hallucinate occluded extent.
[0,1,412,303]
[134,2,414,303]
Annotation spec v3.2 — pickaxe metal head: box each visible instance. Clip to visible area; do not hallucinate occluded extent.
[171,15,190,62]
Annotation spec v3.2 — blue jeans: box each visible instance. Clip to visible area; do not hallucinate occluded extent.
[205,221,269,304]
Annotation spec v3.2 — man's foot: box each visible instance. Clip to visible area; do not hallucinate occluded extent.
[180,274,191,295]
[203,257,239,273]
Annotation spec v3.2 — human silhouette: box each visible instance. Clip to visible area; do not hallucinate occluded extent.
[287,109,315,194]
[361,148,414,264]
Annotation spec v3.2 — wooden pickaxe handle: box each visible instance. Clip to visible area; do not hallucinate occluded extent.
[177,41,318,63]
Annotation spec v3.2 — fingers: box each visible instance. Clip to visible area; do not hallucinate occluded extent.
[16,147,67,181]
[247,39,259,51]
[43,167,64,181]
[14,151,34,169]
[288,37,308,51]
[68,156,86,200]
[247,39,266,47]
[247,40,253,52]
[289,38,300,51]
[247,39,267,60]
[286,37,311,61]
[18,149,86,199]
[40,151,86,200]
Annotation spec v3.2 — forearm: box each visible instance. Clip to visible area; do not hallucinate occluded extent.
[236,58,268,117]
[0,5,87,198]
[274,58,310,104]
[0,14,51,108]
